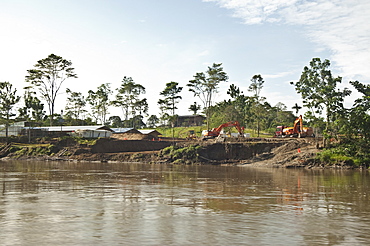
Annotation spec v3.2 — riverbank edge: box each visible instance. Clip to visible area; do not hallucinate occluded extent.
[0,138,361,169]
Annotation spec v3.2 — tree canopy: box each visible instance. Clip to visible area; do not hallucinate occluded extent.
[291,58,351,146]
[0,82,20,138]
[112,76,146,127]
[25,54,77,126]
[187,63,228,129]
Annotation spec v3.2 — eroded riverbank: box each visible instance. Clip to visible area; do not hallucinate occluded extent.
[0,137,335,168]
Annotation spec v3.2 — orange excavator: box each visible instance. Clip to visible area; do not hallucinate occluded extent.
[202,121,245,139]
[274,115,314,138]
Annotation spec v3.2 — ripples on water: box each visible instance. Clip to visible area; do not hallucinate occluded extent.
[1,161,370,245]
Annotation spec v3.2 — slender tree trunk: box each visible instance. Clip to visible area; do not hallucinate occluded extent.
[49,99,55,126]
[324,113,330,148]
[5,114,9,142]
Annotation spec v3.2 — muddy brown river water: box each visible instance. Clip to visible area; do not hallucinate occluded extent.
[1,161,370,245]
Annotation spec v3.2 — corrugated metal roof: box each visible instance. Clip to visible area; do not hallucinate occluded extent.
[138,129,162,135]
[42,125,114,132]
[111,128,140,133]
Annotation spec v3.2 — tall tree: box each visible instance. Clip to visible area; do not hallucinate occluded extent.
[345,81,370,160]
[17,86,45,122]
[248,74,265,137]
[158,81,182,138]
[134,98,149,118]
[187,63,228,129]
[25,54,77,126]
[227,84,241,99]
[0,82,20,139]
[107,116,123,128]
[86,83,112,125]
[112,76,146,123]
[147,115,159,128]
[158,81,183,127]
[65,88,86,121]
[291,58,351,146]
[248,74,264,98]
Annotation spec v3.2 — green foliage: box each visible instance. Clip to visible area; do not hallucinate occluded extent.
[156,126,203,138]
[189,102,201,115]
[124,115,146,129]
[64,88,86,122]
[12,144,57,157]
[25,54,77,125]
[158,81,182,114]
[13,147,28,157]
[155,126,263,138]
[74,137,97,146]
[112,76,147,126]
[160,145,175,156]
[86,83,112,125]
[158,81,182,130]
[324,80,370,166]
[160,145,202,164]
[146,115,159,128]
[187,63,228,129]
[248,74,264,98]
[17,87,45,121]
[0,81,21,138]
[291,58,351,146]
[9,146,22,153]
[107,115,123,128]
[208,83,295,136]
[316,147,358,166]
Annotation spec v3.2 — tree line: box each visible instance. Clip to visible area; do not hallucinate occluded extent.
[0,54,369,163]
[0,54,235,130]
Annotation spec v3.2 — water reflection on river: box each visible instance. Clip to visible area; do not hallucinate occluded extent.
[1,161,370,245]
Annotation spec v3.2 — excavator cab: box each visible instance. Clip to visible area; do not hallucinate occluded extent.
[275,126,284,137]
[274,115,314,138]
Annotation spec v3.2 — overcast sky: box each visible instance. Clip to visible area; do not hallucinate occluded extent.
[1,0,369,120]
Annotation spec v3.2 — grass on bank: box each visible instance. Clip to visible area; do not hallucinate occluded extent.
[315,147,362,167]
[155,126,266,138]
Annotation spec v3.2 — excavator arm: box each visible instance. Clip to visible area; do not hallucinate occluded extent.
[204,121,244,138]
[293,115,303,134]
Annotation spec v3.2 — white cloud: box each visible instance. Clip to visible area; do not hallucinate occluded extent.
[263,71,294,79]
[204,0,370,81]
[203,0,298,24]
[197,50,210,57]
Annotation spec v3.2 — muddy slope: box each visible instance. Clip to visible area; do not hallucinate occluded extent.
[70,138,317,165]
[2,137,322,167]
[240,139,321,168]
[197,142,283,161]
[90,138,172,153]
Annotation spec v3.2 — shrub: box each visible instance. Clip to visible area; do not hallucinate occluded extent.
[316,148,358,166]
[9,146,22,153]
[160,145,202,163]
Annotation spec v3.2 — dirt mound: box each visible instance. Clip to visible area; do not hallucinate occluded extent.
[241,139,320,168]
[111,133,149,140]
[91,138,171,153]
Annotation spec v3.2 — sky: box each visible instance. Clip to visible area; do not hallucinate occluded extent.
[1,0,369,122]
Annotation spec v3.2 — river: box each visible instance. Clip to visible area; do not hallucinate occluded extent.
[1,161,370,245]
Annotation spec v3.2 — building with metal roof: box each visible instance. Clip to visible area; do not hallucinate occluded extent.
[111,128,141,134]
[43,125,114,133]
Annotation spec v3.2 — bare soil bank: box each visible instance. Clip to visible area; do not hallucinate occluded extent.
[1,137,334,168]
